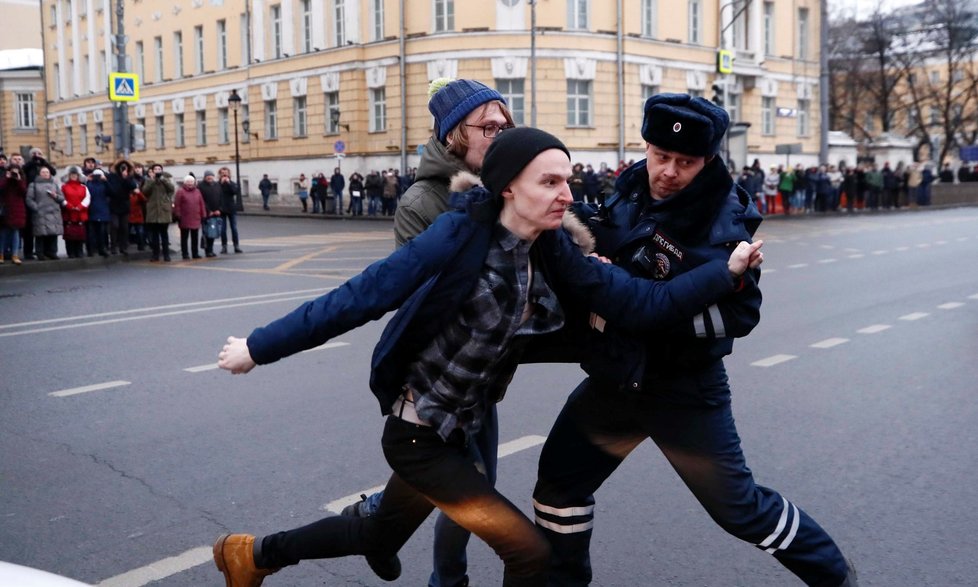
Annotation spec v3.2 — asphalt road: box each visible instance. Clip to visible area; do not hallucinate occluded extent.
[1,208,977,586]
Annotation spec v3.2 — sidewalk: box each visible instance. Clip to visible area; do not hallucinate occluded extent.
[238,199,395,222]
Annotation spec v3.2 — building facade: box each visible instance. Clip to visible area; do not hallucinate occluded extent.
[42,0,823,196]
[0,0,45,160]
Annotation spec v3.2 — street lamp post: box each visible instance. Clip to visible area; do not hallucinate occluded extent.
[228,89,243,211]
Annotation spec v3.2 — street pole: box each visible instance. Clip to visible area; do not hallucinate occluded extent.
[114,0,129,157]
[228,89,243,210]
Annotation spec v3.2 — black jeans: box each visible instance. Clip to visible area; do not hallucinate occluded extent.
[147,223,170,260]
[180,228,200,258]
[260,416,550,586]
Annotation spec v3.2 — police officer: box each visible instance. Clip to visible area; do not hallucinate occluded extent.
[531,94,857,586]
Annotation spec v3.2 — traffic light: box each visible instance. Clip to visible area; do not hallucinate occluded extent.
[711,84,724,107]
[129,123,146,151]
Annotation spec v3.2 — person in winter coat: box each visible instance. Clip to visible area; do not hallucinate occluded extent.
[347,172,364,216]
[0,162,28,264]
[531,93,856,587]
[86,169,111,256]
[364,170,383,216]
[211,127,762,587]
[329,168,345,216]
[218,167,242,254]
[60,166,91,258]
[311,173,330,214]
[569,162,586,202]
[582,164,601,204]
[25,166,66,260]
[258,174,273,210]
[129,185,148,252]
[763,165,780,214]
[173,175,207,259]
[141,163,175,262]
[778,165,796,214]
[106,159,138,255]
[199,171,223,257]
[22,148,57,260]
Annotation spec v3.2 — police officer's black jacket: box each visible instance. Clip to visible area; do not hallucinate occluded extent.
[572,156,763,392]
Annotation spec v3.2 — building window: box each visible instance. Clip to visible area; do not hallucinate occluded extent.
[176,113,186,147]
[95,121,104,152]
[294,96,308,137]
[929,106,940,126]
[135,41,144,81]
[797,99,810,136]
[371,0,384,41]
[797,8,809,60]
[217,20,228,70]
[155,115,166,149]
[154,36,163,82]
[265,100,278,139]
[761,96,774,135]
[642,84,659,103]
[218,107,230,144]
[53,64,61,100]
[568,0,588,30]
[689,0,701,44]
[370,88,386,132]
[496,79,525,125]
[641,0,657,38]
[64,127,74,156]
[196,111,207,146]
[240,13,250,65]
[727,92,740,124]
[301,0,313,52]
[907,108,919,132]
[325,91,340,134]
[79,124,88,154]
[434,0,454,32]
[194,25,205,74]
[929,70,940,83]
[15,93,36,128]
[334,0,346,46]
[174,31,184,78]
[271,4,283,58]
[763,2,775,56]
[566,79,592,127]
[99,51,107,91]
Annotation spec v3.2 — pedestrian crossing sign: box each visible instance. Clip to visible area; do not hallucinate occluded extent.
[109,73,140,102]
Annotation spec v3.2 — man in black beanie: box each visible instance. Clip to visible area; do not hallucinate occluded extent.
[532,94,858,586]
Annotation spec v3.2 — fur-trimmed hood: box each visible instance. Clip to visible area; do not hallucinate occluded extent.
[447,170,595,255]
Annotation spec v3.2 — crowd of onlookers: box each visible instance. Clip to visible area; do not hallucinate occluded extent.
[733,159,960,216]
[258,167,420,217]
[0,149,243,266]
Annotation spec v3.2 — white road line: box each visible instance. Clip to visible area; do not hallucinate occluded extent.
[325,484,388,515]
[871,250,888,255]
[937,302,964,310]
[899,312,929,321]
[810,338,849,349]
[935,240,948,245]
[96,547,212,587]
[0,288,331,331]
[787,263,808,269]
[751,354,797,367]
[49,380,131,398]
[0,294,324,339]
[969,294,978,300]
[817,258,837,264]
[183,363,219,373]
[858,324,892,334]
[916,243,930,248]
[848,254,865,259]
[895,246,910,251]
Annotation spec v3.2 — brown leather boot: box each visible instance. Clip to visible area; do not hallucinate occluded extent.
[213,533,280,587]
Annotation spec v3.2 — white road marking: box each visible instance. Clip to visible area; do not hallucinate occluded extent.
[817,258,837,264]
[49,380,130,398]
[810,338,849,349]
[937,302,964,310]
[895,246,910,251]
[848,254,865,259]
[787,263,808,269]
[183,363,219,373]
[899,312,929,321]
[751,354,797,367]
[96,546,212,587]
[325,484,388,515]
[871,250,888,255]
[498,434,546,457]
[858,324,892,334]
[969,294,978,300]
[915,243,930,248]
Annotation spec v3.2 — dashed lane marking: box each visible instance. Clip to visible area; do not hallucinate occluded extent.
[50,380,131,398]
[937,302,964,310]
[787,263,808,269]
[96,547,212,587]
[858,324,892,334]
[899,312,929,321]
[751,354,797,367]
[810,337,849,349]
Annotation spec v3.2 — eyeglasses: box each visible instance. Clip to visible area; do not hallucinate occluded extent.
[465,122,515,138]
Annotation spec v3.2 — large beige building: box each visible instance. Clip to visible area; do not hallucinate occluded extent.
[1,0,45,159]
[42,0,823,195]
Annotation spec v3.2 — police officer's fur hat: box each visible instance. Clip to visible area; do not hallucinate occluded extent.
[641,93,729,157]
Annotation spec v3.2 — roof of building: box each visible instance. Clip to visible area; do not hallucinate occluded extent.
[0,48,43,71]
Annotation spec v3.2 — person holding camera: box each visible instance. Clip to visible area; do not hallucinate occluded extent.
[218,167,242,254]
[24,166,66,260]
[22,149,56,260]
[142,163,175,262]
[0,162,28,264]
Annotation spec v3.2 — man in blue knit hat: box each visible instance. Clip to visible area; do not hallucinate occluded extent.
[351,78,514,587]
[392,78,514,247]
[532,93,858,586]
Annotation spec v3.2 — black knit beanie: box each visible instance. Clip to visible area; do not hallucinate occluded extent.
[481,127,570,199]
